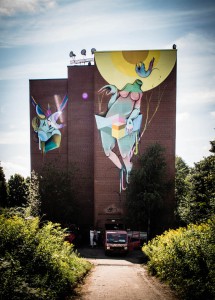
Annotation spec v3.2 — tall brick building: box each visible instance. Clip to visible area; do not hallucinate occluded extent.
[30,49,177,234]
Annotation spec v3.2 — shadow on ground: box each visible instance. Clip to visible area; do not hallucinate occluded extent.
[76,246,147,264]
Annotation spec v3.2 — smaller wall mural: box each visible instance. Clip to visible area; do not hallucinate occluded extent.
[31,95,68,154]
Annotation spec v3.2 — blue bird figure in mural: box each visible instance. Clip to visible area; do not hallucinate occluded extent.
[135,57,155,78]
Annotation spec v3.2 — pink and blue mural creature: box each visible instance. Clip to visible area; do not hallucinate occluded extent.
[94,49,177,192]
[95,79,143,192]
[31,95,68,154]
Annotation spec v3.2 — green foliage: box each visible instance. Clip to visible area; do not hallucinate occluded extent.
[39,163,79,225]
[26,171,41,217]
[7,174,28,207]
[0,206,26,218]
[126,143,168,236]
[142,216,215,300]
[177,155,215,224]
[209,139,215,153]
[188,155,215,223]
[0,162,8,207]
[175,156,191,224]
[0,214,91,299]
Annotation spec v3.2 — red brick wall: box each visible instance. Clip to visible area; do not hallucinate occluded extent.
[30,62,176,233]
[67,66,94,227]
[93,64,176,231]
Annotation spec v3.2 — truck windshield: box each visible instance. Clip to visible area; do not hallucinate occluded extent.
[107,233,127,244]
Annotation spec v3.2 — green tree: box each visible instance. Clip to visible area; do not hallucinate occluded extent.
[0,162,8,208]
[7,174,28,207]
[26,171,41,217]
[187,155,215,223]
[209,139,215,153]
[39,163,79,225]
[175,156,191,224]
[126,143,168,238]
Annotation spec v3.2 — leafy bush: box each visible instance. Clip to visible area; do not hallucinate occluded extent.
[0,214,91,299]
[142,216,215,300]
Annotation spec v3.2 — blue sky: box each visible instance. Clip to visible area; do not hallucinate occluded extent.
[0,0,214,179]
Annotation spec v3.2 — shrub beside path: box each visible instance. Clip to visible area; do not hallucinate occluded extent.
[71,247,179,300]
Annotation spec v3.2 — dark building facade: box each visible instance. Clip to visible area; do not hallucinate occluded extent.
[30,50,177,233]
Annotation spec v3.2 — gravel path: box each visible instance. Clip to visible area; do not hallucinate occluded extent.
[72,247,179,300]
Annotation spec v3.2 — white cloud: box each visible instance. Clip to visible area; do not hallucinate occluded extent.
[0,61,67,80]
[0,7,145,47]
[175,32,215,109]
[1,160,30,180]
[176,135,212,166]
[0,130,29,144]
[176,112,190,122]
[0,0,56,16]
[176,33,215,77]
[178,89,215,106]
[210,111,215,118]
[1,1,214,48]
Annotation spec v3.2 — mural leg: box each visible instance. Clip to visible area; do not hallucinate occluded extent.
[44,134,61,153]
[118,131,136,183]
[122,156,133,183]
[100,130,122,169]
[106,150,122,169]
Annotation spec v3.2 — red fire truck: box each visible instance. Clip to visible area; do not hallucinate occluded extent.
[104,230,128,255]
[104,230,147,255]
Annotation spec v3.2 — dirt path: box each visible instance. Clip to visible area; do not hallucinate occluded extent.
[72,248,179,300]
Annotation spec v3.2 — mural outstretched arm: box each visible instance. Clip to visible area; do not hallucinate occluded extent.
[126,99,141,133]
[128,108,140,120]
[98,85,118,110]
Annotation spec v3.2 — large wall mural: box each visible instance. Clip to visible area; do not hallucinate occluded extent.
[31,95,68,154]
[94,50,176,192]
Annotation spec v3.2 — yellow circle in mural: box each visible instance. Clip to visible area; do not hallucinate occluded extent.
[95,50,176,92]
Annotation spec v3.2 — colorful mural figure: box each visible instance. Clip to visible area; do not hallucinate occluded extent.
[95,80,143,191]
[31,95,68,153]
[95,50,177,191]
